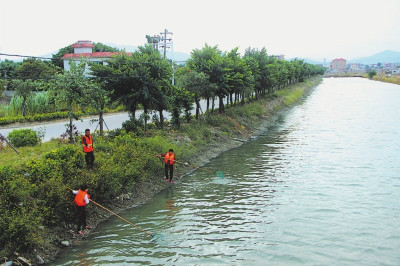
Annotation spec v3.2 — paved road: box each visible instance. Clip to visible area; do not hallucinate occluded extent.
[0,98,226,142]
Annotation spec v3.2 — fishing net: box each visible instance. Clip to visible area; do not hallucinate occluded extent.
[151,233,166,241]
[216,171,225,179]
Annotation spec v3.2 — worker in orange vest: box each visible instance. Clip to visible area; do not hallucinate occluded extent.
[157,149,176,184]
[81,129,94,169]
[72,184,91,235]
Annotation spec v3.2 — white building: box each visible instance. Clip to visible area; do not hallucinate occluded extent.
[63,40,130,73]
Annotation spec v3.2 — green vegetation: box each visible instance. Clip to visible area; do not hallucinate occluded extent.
[368,69,377,79]
[1,43,325,133]
[370,73,400,85]
[0,77,322,261]
[7,128,39,147]
[0,39,326,262]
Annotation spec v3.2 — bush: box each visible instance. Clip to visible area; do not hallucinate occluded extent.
[8,128,39,147]
[368,69,377,79]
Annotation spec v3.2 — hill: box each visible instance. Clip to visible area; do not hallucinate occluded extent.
[349,50,400,64]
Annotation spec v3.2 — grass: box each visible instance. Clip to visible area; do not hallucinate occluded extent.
[371,73,400,85]
[0,140,64,167]
[274,78,320,106]
[0,77,323,169]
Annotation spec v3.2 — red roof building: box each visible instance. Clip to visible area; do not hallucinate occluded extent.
[330,58,347,72]
[62,40,131,72]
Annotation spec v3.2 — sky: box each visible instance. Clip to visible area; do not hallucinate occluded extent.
[1,0,400,62]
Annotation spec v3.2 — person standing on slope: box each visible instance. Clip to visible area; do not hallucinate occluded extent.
[81,129,94,169]
[157,149,176,184]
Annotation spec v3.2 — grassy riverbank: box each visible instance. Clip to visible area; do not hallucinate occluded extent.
[368,73,400,85]
[324,73,400,85]
[0,77,322,264]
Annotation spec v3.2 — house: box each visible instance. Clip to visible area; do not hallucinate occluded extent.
[330,58,347,72]
[349,63,359,71]
[62,40,131,73]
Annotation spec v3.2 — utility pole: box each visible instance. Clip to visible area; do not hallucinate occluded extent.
[159,29,173,59]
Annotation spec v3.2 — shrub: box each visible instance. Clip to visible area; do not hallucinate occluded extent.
[368,69,377,79]
[8,128,39,147]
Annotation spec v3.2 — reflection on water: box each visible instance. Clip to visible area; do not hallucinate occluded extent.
[53,78,400,265]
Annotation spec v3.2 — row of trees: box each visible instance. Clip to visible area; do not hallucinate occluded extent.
[89,44,324,130]
[1,43,325,138]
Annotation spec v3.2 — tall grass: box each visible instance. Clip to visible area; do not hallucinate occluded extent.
[0,92,54,117]
[372,74,400,85]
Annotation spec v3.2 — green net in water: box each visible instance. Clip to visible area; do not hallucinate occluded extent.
[216,171,224,179]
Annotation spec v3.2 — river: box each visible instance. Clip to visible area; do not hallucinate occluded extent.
[52,77,400,265]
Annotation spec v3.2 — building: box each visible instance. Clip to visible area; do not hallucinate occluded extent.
[62,40,131,73]
[349,64,359,71]
[271,54,285,60]
[330,58,347,72]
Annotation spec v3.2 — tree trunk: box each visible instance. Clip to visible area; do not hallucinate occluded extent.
[230,93,233,106]
[218,96,224,113]
[69,103,73,143]
[158,109,164,129]
[195,99,200,120]
[144,107,148,134]
[129,103,137,121]
[206,98,210,111]
[69,116,73,143]
[211,97,215,113]
[99,111,104,136]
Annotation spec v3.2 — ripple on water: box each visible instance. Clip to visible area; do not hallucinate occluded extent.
[52,78,400,265]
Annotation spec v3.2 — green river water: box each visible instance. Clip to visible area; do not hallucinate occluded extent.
[52,77,400,265]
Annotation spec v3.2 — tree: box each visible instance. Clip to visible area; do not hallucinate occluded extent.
[0,59,20,80]
[176,68,211,119]
[223,48,254,105]
[51,46,74,69]
[244,47,271,97]
[1,60,21,92]
[13,79,38,116]
[169,86,194,128]
[0,80,4,98]
[86,76,110,136]
[15,58,58,82]
[368,69,377,79]
[187,44,225,113]
[90,45,172,132]
[137,45,172,130]
[51,60,95,142]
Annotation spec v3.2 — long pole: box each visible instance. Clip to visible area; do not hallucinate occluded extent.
[66,187,153,237]
[163,29,167,59]
[2,136,19,154]
[89,199,153,237]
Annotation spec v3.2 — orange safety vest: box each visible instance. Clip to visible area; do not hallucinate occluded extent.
[82,135,93,153]
[164,152,176,165]
[74,189,90,206]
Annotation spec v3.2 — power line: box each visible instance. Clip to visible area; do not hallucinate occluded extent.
[0,53,53,60]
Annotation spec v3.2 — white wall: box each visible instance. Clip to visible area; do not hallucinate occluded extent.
[63,58,109,74]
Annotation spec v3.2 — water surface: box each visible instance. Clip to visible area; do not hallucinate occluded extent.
[53,78,400,265]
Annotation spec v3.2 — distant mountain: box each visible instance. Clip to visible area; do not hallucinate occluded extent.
[302,58,323,65]
[287,57,323,65]
[105,43,191,62]
[349,50,400,64]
